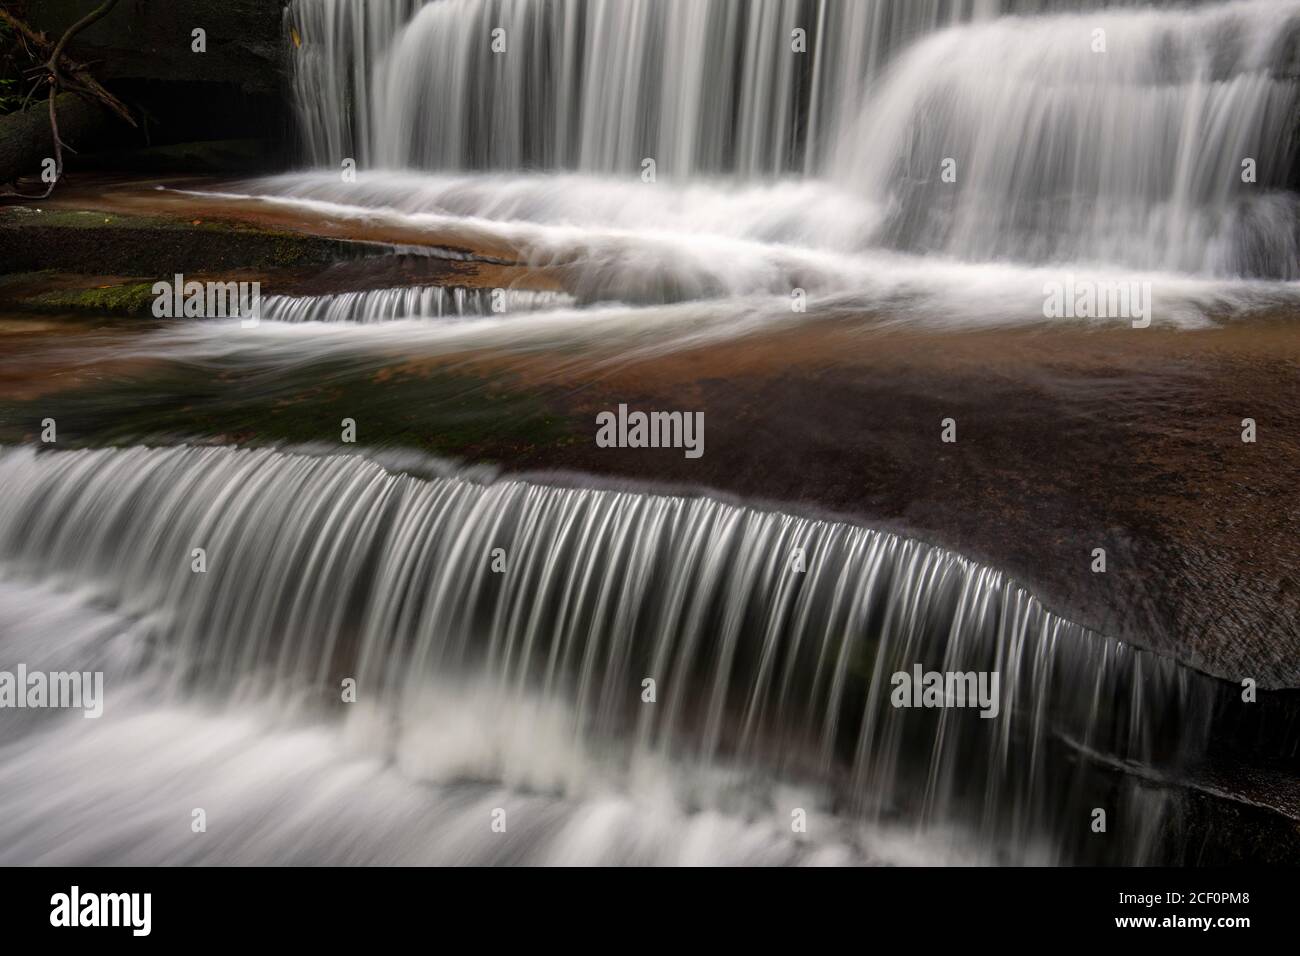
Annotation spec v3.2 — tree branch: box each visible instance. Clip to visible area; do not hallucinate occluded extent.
[0,2,135,126]
[0,0,135,197]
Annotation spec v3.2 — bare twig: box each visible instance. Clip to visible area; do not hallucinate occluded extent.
[1,0,135,197]
[49,0,119,65]
[39,83,59,196]
[1,2,135,124]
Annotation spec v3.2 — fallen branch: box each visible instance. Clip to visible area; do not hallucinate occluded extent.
[1,0,135,197]
[1,4,133,125]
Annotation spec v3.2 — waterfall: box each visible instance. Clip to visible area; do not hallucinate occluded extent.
[260,286,574,322]
[7,0,1295,871]
[281,0,1300,281]
[0,445,1221,863]
[288,0,1185,175]
[289,0,959,174]
[836,0,1300,277]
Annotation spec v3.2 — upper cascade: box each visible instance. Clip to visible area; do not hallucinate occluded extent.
[286,0,1299,278]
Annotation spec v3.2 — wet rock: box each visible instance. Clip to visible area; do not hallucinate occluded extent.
[0,94,117,186]
[0,207,386,277]
[22,1,290,165]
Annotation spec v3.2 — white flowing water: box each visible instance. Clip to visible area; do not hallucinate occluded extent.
[281,0,1300,273]
[11,0,1293,866]
[260,285,574,323]
[290,0,968,175]
[180,0,1299,351]
[0,445,1217,864]
[290,0,1216,177]
[834,0,1300,277]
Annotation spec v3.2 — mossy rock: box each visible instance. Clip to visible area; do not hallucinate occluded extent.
[0,208,389,276]
[24,282,158,316]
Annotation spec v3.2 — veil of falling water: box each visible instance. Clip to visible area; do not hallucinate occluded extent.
[0,446,1219,864]
[259,286,574,322]
[281,0,1300,280]
[4,0,1296,865]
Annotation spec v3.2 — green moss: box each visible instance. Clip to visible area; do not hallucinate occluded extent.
[26,282,157,316]
[0,209,384,277]
[0,355,579,464]
[0,207,326,243]
[0,209,189,231]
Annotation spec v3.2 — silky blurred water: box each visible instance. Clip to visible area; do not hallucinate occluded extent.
[0,445,1218,864]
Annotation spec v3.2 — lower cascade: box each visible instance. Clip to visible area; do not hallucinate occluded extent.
[0,445,1229,864]
[259,286,574,323]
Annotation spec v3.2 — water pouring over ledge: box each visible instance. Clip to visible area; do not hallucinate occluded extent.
[277,0,1300,282]
[141,0,1300,348]
[259,285,574,323]
[7,0,1292,867]
[0,444,1271,865]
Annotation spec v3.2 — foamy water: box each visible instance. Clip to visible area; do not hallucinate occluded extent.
[0,444,1218,864]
